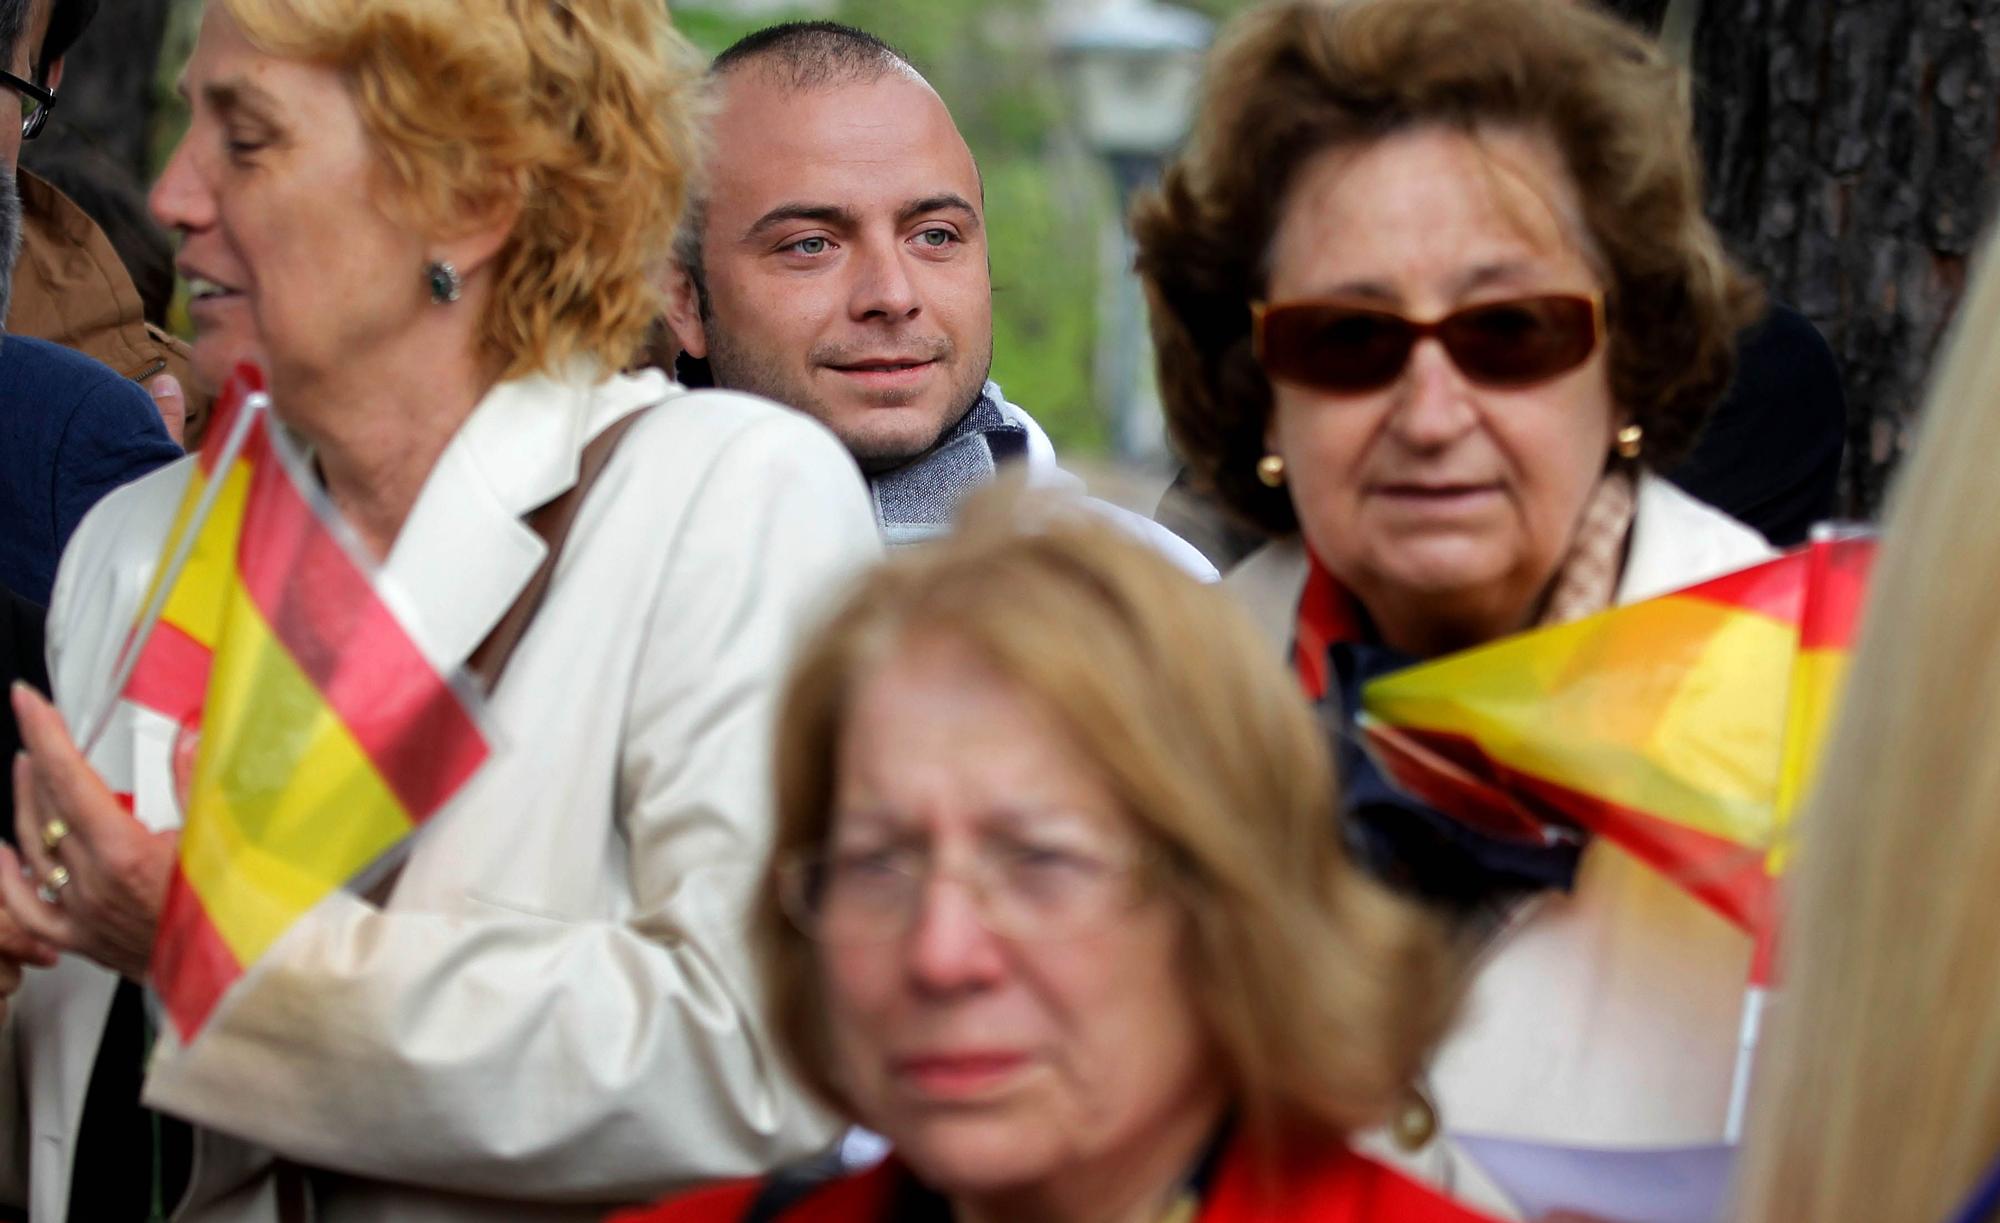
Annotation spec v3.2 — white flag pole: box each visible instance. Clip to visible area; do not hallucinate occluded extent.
[1724,982,1766,1141]
[75,392,269,757]
[1725,523,1859,1142]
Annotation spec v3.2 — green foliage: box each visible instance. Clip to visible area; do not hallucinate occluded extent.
[150,0,202,179]
[674,6,820,55]
[1178,0,1258,18]
[832,0,1063,156]
[983,155,1108,452]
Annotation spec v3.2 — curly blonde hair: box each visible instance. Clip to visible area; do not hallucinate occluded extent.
[761,485,1463,1153]
[1134,0,1763,536]
[224,0,704,379]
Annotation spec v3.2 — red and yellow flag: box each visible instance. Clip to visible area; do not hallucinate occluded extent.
[1357,533,1875,948]
[120,367,489,1039]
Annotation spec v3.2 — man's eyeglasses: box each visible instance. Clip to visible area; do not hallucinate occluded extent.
[0,69,55,140]
[1252,293,1606,395]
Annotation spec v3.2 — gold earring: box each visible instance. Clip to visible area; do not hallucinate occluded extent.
[1391,1084,1440,1153]
[1615,424,1643,460]
[1256,454,1286,488]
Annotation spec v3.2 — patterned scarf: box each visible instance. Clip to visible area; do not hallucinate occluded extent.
[669,359,1028,550]
[870,385,1027,547]
[1294,470,1639,915]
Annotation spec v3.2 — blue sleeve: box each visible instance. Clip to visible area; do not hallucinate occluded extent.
[51,376,182,562]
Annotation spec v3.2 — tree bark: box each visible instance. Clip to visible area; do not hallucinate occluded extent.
[1691,0,2000,515]
[34,0,172,184]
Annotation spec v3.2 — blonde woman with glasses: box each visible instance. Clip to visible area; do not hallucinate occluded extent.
[621,491,1495,1223]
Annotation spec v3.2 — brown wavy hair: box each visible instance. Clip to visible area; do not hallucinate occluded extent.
[760,484,1463,1153]
[224,0,705,379]
[1134,0,1763,536]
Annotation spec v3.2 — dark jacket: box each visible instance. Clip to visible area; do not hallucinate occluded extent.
[1,585,47,842]
[0,333,181,605]
[1666,304,1846,547]
[7,169,205,440]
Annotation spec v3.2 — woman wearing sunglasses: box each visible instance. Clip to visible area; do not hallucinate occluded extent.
[620,492,1495,1223]
[1135,0,1773,1215]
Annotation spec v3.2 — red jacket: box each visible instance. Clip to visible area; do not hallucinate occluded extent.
[614,1135,1500,1222]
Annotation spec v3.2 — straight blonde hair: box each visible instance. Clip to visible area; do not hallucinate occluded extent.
[761,487,1463,1154]
[1735,223,2000,1220]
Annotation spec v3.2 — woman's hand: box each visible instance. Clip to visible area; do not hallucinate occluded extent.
[0,904,59,1025]
[0,683,179,981]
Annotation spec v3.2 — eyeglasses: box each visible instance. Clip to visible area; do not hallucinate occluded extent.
[0,69,55,140]
[776,834,1150,945]
[1252,293,1605,395]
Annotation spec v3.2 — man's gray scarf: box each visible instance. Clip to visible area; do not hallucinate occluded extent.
[872,386,1028,547]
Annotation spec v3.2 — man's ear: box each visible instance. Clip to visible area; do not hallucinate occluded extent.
[662,263,709,360]
[44,55,62,92]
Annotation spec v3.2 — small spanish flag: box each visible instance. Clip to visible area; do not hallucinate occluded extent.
[121,368,489,1040]
[1356,531,1875,941]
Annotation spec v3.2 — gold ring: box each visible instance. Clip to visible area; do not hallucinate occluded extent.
[39,818,68,853]
[36,865,69,906]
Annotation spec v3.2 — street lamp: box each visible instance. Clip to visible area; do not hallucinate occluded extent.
[1055,0,1212,462]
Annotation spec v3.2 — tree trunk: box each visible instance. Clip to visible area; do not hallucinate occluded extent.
[34,0,172,184]
[1691,0,2000,515]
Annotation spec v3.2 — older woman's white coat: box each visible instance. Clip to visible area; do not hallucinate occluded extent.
[1227,473,1773,1219]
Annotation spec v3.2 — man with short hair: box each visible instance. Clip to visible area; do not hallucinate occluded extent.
[0,0,180,606]
[665,21,1212,575]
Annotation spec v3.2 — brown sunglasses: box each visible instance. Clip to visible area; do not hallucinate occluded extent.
[1252,293,1606,395]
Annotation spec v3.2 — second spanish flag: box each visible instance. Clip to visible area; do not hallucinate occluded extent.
[1357,534,1874,936]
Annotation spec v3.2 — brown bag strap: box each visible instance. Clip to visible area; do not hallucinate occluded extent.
[253,411,659,1215]
[464,404,654,696]
[352,404,653,920]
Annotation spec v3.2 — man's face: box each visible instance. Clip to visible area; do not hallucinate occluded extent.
[667,70,994,470]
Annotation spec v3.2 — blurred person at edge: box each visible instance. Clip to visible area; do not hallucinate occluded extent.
[0,0,181,608]
[663,22,1213,578]
[0,0,880,1218]
[1132,0,1774,1214]
[8,0,202,445]
[618,490,1495,1223]
[1733,227,2000,1221]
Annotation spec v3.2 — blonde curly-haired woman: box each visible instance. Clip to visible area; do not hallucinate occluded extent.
[0,1,878,1217]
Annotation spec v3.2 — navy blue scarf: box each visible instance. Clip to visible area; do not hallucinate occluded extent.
[1293,557,1583,921]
